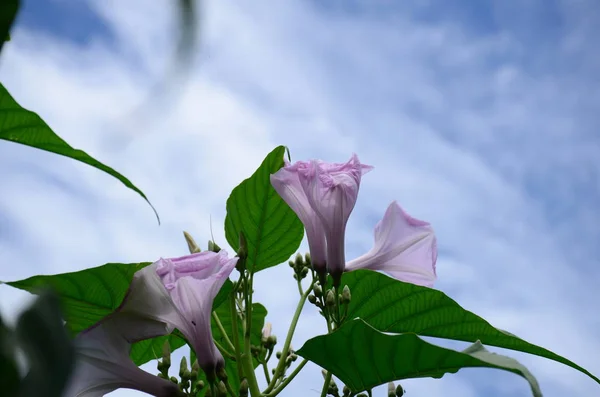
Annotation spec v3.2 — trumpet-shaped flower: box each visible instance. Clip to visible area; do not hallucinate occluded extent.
[115,250,238,380]
[271,154,372,283]
[345,201,437,287]
[64,315,180,397]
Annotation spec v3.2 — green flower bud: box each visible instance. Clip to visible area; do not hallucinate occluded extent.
[217,382,227,397]
[308,294,317,304]
[196,380,205,390]
[179,356,188,378]
[342,285,351,304]
[276,351,282,359]
[217,366,228,381]
[239,378,249,397]
[304,252,311,267]
[388,382,396,397]
[301,267,309,277]
[183,231,201,253]
[162,340,171,361]
[313,283,323,297]
[396,384,404,397]
[294,253,304,268]
[191,360,199,379]
[157,372,168,380]
[325,290,336,307]
[238,231,248,259]
[170,376,179,384]
[343,385,351,396]
[288,260,295,268]
[267,335,277,347]
[208,240,221,252]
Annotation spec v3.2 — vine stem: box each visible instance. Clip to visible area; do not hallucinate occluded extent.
[266,359,308,397]
[212,311,236,353]
[320,371,333,397]
[264,280,314,394]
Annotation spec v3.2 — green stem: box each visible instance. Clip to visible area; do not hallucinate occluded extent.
[262,361,271,384]
[230,290,244,380]
[320,371,332,397]
[213,338,235,360]
[264,280,314,393]
[267,359,308,397]
[296,279,303,296]
[241,352,261,397]
[213,311,236,352]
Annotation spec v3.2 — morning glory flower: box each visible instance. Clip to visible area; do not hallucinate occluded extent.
[64,314,181,397]
[116,250,238,381]
[271,154,372,284]
[345,201,437,287]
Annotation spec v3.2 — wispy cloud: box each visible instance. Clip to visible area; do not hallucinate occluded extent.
[1,0,598,396]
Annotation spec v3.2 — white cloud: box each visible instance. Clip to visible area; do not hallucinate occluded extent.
[1,0,599,396]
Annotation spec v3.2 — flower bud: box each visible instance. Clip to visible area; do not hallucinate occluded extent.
[217,381,227,397]
[294,253,304,268]
[313,283,323,297]
[308,294,317,304]
[343,385,351,396]
[191,360,199,379]
[342,285,351,304]
[217,366,228,381]
[325,290,336,307]
[267,335,277,347]
[208,240,222,252]
[388,382,396,397]
[179,356,188,378]
[304,252,311,267]
[396,384,405,397]
[239,378,249,397]
[261,322,272,344]
[170,376,179,384]
[238,231,248,259]
[276,351,282,359]
[183,231,201,253]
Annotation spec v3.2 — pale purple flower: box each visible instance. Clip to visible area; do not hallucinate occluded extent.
[116,250,238,379]
[271,154,372,283]
[345,201,437,287]
[64,315,180,397]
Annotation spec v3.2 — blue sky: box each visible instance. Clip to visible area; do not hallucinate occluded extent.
[1,0,599,396]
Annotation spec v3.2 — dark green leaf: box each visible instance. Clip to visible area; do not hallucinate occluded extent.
[342,270,599,384]
[0,314,19,396]
[130,279,233,366]
[297,319,542,396]
[0,84,159,222]
[224,146,304,272]
[0,0,18,53]
[5,262,151,335]
[16,289,75,397]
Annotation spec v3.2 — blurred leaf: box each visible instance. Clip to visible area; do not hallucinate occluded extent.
[0,0,18,53]
[5,262,151,335]
[0,314,19,396]
[16,289,75,397]
[297,319,542,396]
[342,270,599,384]
[0,83,159,223]
[225,146,304,272]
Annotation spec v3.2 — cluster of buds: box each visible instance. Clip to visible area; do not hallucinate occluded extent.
[289,252,311,281]
[321,370,341,397]
[156,342,207,396]
[251,323,278,361]
[273,345,298,376]
[308,282,351,325]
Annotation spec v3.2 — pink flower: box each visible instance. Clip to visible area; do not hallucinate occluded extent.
[64,314,180,397]
[116,250,238,380]
[345,201,437,287]
[271,154,372,284]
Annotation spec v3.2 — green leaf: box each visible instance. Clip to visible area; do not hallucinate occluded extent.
[297,319,542,396]
[130,334,186,366]
[224,146,304,272]
[0,84,159,222]
[342,270,599,384]
[5,262,151,335]
[0,314,19,395]
[15,289,75,397]
[129,279,234,366]
[0,0,18,53]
